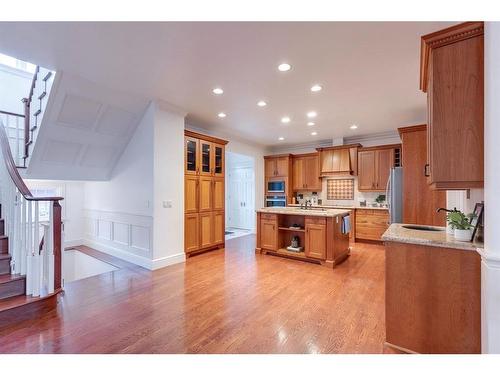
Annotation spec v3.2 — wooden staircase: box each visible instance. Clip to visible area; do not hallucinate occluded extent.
[0,217,27,302]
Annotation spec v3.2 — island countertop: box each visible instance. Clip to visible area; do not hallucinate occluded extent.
[382,223,484,252]
[257,207,351,217]
[287,204,389,211]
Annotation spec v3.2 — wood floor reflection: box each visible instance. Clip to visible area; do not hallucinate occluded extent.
[0,235,389,353]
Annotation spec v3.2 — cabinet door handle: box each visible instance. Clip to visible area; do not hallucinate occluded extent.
[424,164,430,177]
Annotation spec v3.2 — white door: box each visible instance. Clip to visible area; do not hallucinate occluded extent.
[227,167,255,230]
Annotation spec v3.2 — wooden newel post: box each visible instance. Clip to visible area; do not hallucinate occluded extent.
[53,200,62,291]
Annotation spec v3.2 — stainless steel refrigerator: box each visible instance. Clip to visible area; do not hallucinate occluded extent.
[385,167,403,224]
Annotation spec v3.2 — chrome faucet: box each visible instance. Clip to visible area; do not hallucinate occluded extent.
[436,207,458,213]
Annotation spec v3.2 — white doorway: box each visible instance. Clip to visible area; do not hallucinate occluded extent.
[226,152,255,238]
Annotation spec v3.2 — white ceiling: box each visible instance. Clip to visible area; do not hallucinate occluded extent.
[0,22,455,147]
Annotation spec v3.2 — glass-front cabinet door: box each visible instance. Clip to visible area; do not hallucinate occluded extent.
[185,137,199,175]
[200,140,212,176]
[213,144,225,177]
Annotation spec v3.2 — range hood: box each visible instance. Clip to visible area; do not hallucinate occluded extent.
[316,143,361,177]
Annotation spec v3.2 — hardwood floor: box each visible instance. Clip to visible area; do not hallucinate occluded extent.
[0,235,390,354]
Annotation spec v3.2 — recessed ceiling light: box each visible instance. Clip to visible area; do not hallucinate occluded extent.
[278,63,291,72]
[350,124,358,129]
[307,122,315,126]
[311,84,322,92]
[278,137,285,141]
[218,112,226,118]
[281,116,291,124]
[311,131,318,136]
[257,100,267,107]
[212,87,223,95]
[307,111,317,118]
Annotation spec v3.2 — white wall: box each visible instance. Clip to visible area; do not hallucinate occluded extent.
[84,102,154,216]
[152,102,186,269]
[82,102,155,268]
[0,64,31,114]
[481,21,500,354]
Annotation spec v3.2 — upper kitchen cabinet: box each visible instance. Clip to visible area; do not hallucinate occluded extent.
[185,136,199,175]
[292,153,321,191]
[185,130,227,177]
[316,144,361,177]
[420,22,484,189]
[357,144,401,191]
[264,155,292,178]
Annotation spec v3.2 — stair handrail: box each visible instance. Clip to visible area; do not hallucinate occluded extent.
[0,118,63,295]
[22,66,40,162]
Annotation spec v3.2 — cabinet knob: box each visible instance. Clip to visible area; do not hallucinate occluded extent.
[424,164,430,177]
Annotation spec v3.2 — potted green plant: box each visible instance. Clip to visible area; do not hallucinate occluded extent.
[375,194,386,207]
[446,210,476,241]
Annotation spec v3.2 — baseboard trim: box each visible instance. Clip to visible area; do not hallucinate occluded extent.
[83,239,152,269]
[82,239,185,270]
[64,239,84,248]
[150,253,186,270]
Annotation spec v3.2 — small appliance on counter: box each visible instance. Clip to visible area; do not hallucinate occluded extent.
[287,236,303,252]
[359,199,367,207]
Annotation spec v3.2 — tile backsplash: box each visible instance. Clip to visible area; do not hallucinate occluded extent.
[294,177,385,206]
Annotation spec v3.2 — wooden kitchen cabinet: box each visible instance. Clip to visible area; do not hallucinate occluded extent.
[185,136,199,175]
[420,22,484,189]
[213,177,225,211]
[199,212,213,248]
[213,211,224,245]
[198,176,213,212]
[357,145,400,191]
[184,130,228,255]
[398,125,446,226]
[265,155,291,177]
[185,176,199,214]
[260,218,278,251]
[184,213,199,253]
[292,153,321,191]
[305,221,326,260]
[355,209,390,241]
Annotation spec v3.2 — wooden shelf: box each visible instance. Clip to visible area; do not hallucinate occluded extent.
[278,227,305,233]
[277,248,306,258]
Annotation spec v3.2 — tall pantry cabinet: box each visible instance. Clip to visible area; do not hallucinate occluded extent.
[184,130,228,257]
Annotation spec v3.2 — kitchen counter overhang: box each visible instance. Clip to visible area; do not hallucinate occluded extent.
[382,223,483,252]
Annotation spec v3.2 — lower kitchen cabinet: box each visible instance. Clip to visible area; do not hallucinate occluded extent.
[213,211,224,245]
[305,221,326,260]
[185,213,200,253]
[199,212,213,248]
[355,209,390,241]
[260,217,278,251]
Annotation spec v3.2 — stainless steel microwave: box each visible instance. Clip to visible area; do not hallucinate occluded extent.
[267,180,285,193]
[266,196,286,207]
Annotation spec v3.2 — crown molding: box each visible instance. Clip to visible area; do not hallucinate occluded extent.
[420,21,484,92]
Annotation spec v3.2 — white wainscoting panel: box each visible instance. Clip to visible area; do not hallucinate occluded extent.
[84,209,153,266]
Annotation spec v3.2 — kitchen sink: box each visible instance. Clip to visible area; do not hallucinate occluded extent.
[402,224,445,232]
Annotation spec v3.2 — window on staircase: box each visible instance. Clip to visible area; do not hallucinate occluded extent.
[0,52,36,73]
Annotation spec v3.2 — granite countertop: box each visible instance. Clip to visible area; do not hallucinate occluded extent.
[382,223,484,252]
[287,204,389,211]
[257,207,351,217]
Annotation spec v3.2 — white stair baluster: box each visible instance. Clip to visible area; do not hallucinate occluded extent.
[47,203,54,294]
[20,196,27,275]
[32,201,40,296]
[26,200,33,296]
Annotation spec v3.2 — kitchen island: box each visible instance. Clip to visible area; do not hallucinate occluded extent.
[256,207,351,267]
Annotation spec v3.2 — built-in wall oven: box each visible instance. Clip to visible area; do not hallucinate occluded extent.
[267,180,285,193]
[266,195,287,207]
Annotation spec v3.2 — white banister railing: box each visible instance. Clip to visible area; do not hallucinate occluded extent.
[0,111,25,167]
[0,118,63,297]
